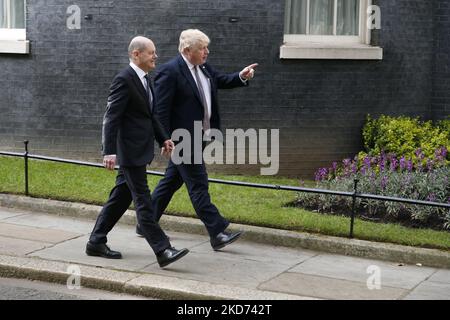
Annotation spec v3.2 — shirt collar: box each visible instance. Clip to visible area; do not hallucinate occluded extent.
[129,61,147,80]
[181,53,196,71]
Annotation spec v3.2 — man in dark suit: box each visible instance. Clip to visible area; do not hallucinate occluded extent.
[86,36,189,268]
[136,29,257,251]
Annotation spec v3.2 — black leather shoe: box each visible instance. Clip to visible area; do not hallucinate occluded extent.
[156,247,189,268]
[136,224,144,237]
[86,241,122,259]
[210,231,242,251]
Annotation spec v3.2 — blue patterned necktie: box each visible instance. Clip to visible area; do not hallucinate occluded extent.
[193,66,210,132]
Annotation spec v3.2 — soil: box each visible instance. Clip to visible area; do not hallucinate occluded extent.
[287,200,449,232]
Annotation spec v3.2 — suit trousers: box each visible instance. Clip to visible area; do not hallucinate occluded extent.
[89,165,170,254]
[152,159,229,237]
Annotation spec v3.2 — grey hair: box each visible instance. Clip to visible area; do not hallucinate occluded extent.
[128,36,151,58]
[178,29,210,53]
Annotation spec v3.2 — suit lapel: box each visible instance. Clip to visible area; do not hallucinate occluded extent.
[177,55,203,107]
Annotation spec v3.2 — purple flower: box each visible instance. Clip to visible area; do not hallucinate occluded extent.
[415,148,424,160]
[390,157,399,171]
[379,151,389,171]
[399,156,407,170]
[351,162,358,174]
[426,193,436,202]
[379,159,385,172]
[363,156,371,169]
[380,175,388,190]
[342,158,351,168]
[406,160,413,172]
[315,168,328,182]
[435,146,448,163]
[331,162,338,172]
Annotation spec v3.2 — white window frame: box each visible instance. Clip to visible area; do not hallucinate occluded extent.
[280,0,382,60]
[0,0,29,54]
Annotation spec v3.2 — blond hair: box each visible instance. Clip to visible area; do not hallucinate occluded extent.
[178,29,210,53]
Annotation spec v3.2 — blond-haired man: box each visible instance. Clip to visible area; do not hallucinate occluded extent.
[137,29,257,251]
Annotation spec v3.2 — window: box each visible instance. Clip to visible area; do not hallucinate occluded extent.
[0,0,29,54]
[281,0,382,60]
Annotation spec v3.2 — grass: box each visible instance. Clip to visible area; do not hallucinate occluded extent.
[1,156,449,251]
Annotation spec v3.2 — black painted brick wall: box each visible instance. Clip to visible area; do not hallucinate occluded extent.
[0,0,446,177]
[433,0,450,120]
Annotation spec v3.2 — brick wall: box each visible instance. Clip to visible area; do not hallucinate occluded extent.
[432,0,450,120]
[0,0,445,177]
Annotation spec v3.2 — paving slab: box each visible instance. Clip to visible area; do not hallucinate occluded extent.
[142,250,293,289]
[259,272,408,300]
[404,281,450,300]
[427,269,450,284]
[191,240,317,266]
[290,253,437,289]
[0,235,52,256]
[140,238,316,289]
[28,229,208,272]
[0,208,27,220]
[2,210,94,234]
[0,222,82,244]
[28,234,159,272]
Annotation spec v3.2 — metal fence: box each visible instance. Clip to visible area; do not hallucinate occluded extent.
[1,141,449,238]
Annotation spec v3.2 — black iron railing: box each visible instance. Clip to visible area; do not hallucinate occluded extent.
[1,141,449,238]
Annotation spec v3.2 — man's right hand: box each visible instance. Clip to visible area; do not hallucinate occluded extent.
[161,139,175,158]
[103,154,116,170]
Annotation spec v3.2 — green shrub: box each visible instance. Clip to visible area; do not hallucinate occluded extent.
[362,115,449,162]
[437,117,450,139]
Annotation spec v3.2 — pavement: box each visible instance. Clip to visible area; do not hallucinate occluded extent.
[0,193,449,300]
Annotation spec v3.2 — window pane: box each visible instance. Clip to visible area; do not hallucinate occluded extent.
[0,0,7,28]
[309,0,334,35]
[284,0,307,34]
[11,0,25,28]
[337,0,359,35]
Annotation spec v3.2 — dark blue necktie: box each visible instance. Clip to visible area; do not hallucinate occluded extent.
[144,74,153,111]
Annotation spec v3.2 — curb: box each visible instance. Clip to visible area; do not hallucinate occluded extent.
[0,254,308,300]
[1,193,449,269]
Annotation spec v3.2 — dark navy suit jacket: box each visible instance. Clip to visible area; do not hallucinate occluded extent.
[153,55,248,138]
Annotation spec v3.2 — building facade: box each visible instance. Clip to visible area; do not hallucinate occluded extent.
[0,0,448,177]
